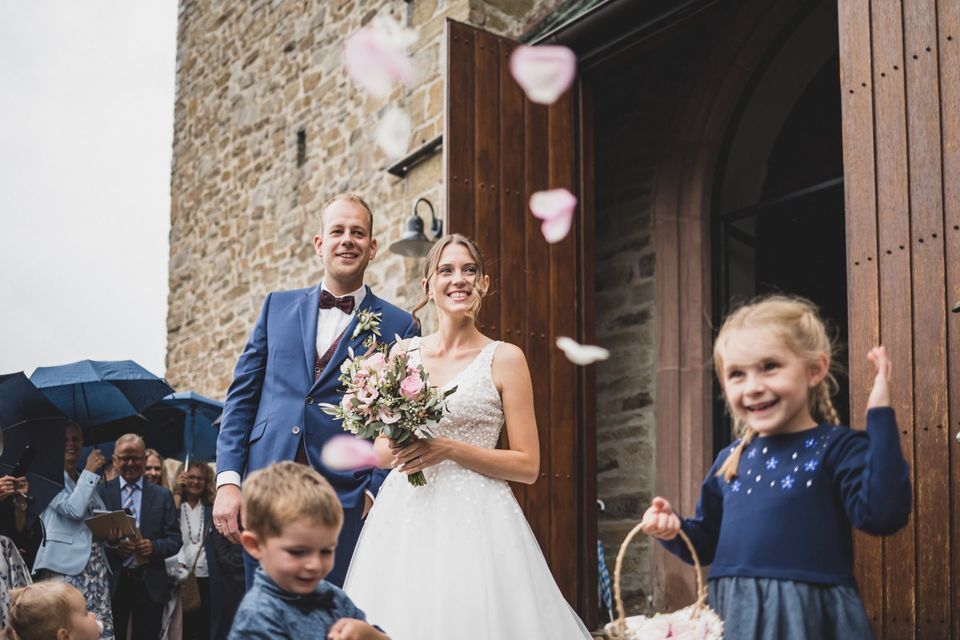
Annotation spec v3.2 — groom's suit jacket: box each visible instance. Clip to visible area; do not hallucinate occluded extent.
[217,285,419,508]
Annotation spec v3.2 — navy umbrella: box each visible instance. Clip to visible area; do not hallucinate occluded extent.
[31,360,174,427]
[83,391,222,462]
[0,372,70,525]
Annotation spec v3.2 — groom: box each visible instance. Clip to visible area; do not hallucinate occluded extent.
[213,193,420,587]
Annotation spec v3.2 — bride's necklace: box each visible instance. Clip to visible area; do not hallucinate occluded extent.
[182,503,203,544]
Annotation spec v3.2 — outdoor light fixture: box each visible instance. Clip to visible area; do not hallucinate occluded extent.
[389,197,443,257]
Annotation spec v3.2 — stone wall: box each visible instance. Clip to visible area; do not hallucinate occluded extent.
[168,0,559,395]
[592,33,707,611]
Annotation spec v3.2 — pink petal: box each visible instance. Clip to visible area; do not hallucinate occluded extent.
[321,435,380,470]
[375,107,411,157]
[509,45,577,105]
[529,188,576,243]
[344,17,417,97]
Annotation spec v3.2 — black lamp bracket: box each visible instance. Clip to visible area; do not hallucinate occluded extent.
[415,197,442,239]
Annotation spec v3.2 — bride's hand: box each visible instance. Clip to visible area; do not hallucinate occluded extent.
[391,437,451,475]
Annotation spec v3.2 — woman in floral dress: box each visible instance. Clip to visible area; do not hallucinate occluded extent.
[33,423,115,639]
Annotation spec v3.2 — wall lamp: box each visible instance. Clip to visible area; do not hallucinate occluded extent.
[389,198,443,257]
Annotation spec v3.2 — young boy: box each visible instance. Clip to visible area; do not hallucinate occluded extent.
[229,462,389,640]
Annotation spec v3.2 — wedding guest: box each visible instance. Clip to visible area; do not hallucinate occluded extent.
[174,462,215,640]
[0,477,36,579]
[230,462,387,640]
[143,450,181,640]
[2,581,103,640]
[34,423,114,639]
[99,434,181,640]
[144,450,169,489]
[214,193,419,588]
[208,530,243,640]
[0,456,41,572]
[0,429,31,630]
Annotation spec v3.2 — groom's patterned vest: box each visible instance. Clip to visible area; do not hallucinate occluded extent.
[293,330,346,465]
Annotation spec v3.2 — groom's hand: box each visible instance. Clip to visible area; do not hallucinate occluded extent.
[362,493,373,519]
[213,484,243,544]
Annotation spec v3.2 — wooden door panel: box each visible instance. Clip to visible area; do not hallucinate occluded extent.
[444,19,594,622]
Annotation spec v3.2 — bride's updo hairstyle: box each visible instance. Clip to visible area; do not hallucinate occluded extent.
[412,234,489,325]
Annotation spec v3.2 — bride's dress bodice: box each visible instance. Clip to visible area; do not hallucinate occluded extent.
[409,337,503,450]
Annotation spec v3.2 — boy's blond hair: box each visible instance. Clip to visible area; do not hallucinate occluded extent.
[241,461,343,539]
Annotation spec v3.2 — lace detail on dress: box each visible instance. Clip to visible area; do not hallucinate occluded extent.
[410,337,503,449]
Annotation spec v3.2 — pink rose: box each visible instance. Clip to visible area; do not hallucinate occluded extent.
[399,373,425,399]
[378,406,401,424]
[363,352,388,372]
[352,371,369,386]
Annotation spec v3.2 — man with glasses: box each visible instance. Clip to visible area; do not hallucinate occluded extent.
[100,433,182,640]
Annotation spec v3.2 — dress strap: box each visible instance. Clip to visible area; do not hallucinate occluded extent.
[480,340,502,370]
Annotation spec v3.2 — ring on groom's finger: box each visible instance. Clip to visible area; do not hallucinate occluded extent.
[418,456,423,466]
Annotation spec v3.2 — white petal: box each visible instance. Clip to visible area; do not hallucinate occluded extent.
[555,336,610,365]
[321,435,380,470]
[509,45,577,105]
[375,107,411,157]
[529,188,576,243]
[344,16,418,97]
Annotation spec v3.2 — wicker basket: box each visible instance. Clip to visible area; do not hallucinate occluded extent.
[604,524,723,640]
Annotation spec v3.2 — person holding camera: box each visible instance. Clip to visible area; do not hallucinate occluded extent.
[33,422,115,639]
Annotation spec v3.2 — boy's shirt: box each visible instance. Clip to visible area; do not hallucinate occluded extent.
[229,568,379,639]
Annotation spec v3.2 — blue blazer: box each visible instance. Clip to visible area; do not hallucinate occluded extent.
[217,286,419,508]
[99,478,182,604]
[33,470,105,576]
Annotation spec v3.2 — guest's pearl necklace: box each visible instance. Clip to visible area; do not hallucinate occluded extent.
[182,502,203,544]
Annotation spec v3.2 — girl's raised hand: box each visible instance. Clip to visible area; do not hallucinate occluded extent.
[640,497,681,540]
[866,346,892,410]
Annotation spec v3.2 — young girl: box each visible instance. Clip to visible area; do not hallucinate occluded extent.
[641,295,911,639]
[2,581,103,640]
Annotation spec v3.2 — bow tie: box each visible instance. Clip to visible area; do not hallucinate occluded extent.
[319,290,355,314]
[288,588,336,612]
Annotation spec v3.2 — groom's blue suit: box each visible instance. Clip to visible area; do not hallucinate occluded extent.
[217,284,418,585]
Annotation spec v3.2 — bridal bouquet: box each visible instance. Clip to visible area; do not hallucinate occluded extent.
[320,339,456,486]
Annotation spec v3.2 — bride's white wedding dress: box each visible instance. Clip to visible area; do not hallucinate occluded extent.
[344,338,591,639]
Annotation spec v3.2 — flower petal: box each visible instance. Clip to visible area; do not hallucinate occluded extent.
[344,16,418,97]
[375,107,412,157]
[529,188,576,243]
[321,435,380,470]
[556,336,610,366]
[509,45,577,105]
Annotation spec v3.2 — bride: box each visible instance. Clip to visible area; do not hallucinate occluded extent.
[343,234,591,639]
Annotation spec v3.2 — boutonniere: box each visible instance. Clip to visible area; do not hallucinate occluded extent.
[352,309,382,341]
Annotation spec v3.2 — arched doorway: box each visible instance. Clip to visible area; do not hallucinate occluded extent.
[713,0,847,450]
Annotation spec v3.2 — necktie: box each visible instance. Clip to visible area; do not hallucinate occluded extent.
[319,290,355,314]
[122,483,140,568]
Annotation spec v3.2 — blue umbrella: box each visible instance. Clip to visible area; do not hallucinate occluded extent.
[31,360,174,427]
[0,372,70,525]
[160,391,223,462]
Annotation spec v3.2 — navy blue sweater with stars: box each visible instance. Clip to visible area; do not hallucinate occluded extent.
[661,407,911,588]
